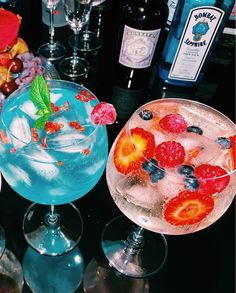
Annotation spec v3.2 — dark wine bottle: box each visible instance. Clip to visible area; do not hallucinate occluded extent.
[111,0,169,120]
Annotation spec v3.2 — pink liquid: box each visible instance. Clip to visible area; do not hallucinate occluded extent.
[106,99,236,235]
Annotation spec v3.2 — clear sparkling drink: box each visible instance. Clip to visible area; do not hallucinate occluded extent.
[106,99,235,235]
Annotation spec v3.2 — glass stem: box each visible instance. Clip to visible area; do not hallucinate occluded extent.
[72,33,79,61]
[49,6,55,47]
[47,205,59,226]
[124,226,145,256]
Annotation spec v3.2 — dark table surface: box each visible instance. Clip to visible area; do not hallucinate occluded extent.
[0,1,235,293]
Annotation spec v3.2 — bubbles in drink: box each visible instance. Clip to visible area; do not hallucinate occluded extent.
[107,99,236,235]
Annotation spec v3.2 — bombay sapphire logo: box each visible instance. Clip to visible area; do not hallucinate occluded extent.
[192,20,209,41]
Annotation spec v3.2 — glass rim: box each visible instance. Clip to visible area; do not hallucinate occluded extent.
[1,79,102,152]
[127,97,236,179]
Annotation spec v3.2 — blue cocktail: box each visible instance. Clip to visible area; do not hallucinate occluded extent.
[0,78,108,255]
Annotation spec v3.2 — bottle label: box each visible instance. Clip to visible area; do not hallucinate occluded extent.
[119,25,161,69]
[166,0,179,28]
[112,85,145,119]
[168,6,224,82]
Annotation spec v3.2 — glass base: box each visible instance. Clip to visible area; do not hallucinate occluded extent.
[23,203,83,256]
[83,256,149,293]
[101,215,168,278]
[68,31,103,52]
[59,56,89,78]
[23,246,84,293]
[37,42,66,61]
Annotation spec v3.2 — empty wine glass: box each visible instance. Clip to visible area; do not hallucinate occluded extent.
[59,0,92,78]
[38,0,67,61]
[69,0,107,53]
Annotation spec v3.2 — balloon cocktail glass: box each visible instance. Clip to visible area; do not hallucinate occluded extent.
[0,76,108,256]
[102,98,236,278]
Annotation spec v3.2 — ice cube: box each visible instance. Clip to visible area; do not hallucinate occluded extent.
[19,100,40,120]
[25,146,59,180]
[7,163,32,186]
[176,133,222,165]
[9,116,31,149]
[86,159,106,175]
[29,160,59,180]
[180,105,234,139]
[116,176,159,209]
[50,92,62,104]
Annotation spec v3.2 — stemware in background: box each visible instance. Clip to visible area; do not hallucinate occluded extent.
[59,0,92,79]
[38,0,67,61]
[68,0,107,53]
[0,227,24,292]
[0,78,108,257]
[97,98,235,278]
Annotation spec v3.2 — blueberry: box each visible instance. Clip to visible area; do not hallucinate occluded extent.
[142,159,158,174]
[184,175,199,191]
[215,137,232,149]
[178,164,194,176]
[150,168,165,183]
[139,109,153,120]
[187,125,203,135]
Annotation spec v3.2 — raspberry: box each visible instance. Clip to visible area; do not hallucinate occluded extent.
[194,164,230,195]
[91,102,117,125]
[155,141,186,168]
[159,114,187,133]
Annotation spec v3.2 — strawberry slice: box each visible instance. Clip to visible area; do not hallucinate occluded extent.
[163,190,214,226]
[155,141,186,168]
[229,135,236,170]
[114,127,155,175]
[194,164,230,195]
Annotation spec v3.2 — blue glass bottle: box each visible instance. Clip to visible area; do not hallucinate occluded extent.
[158,0,235,87]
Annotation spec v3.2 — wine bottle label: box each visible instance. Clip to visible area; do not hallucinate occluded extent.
[168,6,224,82]
[166,0,179,28]
[112,85,145,119]
[119,25,161,69]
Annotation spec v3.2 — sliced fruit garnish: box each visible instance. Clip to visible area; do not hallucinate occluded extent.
[159,114,187,133]
[114,127,155,175]
[229,135,236,170]
[155,141,186,168]
[194,164,230,195]
[163,190,214,226]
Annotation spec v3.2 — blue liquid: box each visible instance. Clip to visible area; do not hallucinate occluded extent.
[23,246,84,293]
[0,81,108,204]
[158,0,234,87]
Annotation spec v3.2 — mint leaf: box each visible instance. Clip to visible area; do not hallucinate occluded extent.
[34,114,50,130]
[30,75,52,112]
[30,75,52,129]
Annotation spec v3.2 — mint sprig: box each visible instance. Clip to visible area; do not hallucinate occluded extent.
[30,75,52,129]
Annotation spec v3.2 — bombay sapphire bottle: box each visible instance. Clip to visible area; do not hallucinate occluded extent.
[158,0,235,87]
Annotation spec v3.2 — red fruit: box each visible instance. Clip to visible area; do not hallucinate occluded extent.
[114,127,155,175]
[7,57,23,73]
[45,121,62,134]
[163,190,214,226]
[194,164,230,195]
[155,141,186,168]
[0,9,21,52]
[159,114,187,133]
[0,79,18,96]
[229,135,236,170]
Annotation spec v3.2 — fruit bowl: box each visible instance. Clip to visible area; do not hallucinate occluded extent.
[0,51,60,111]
